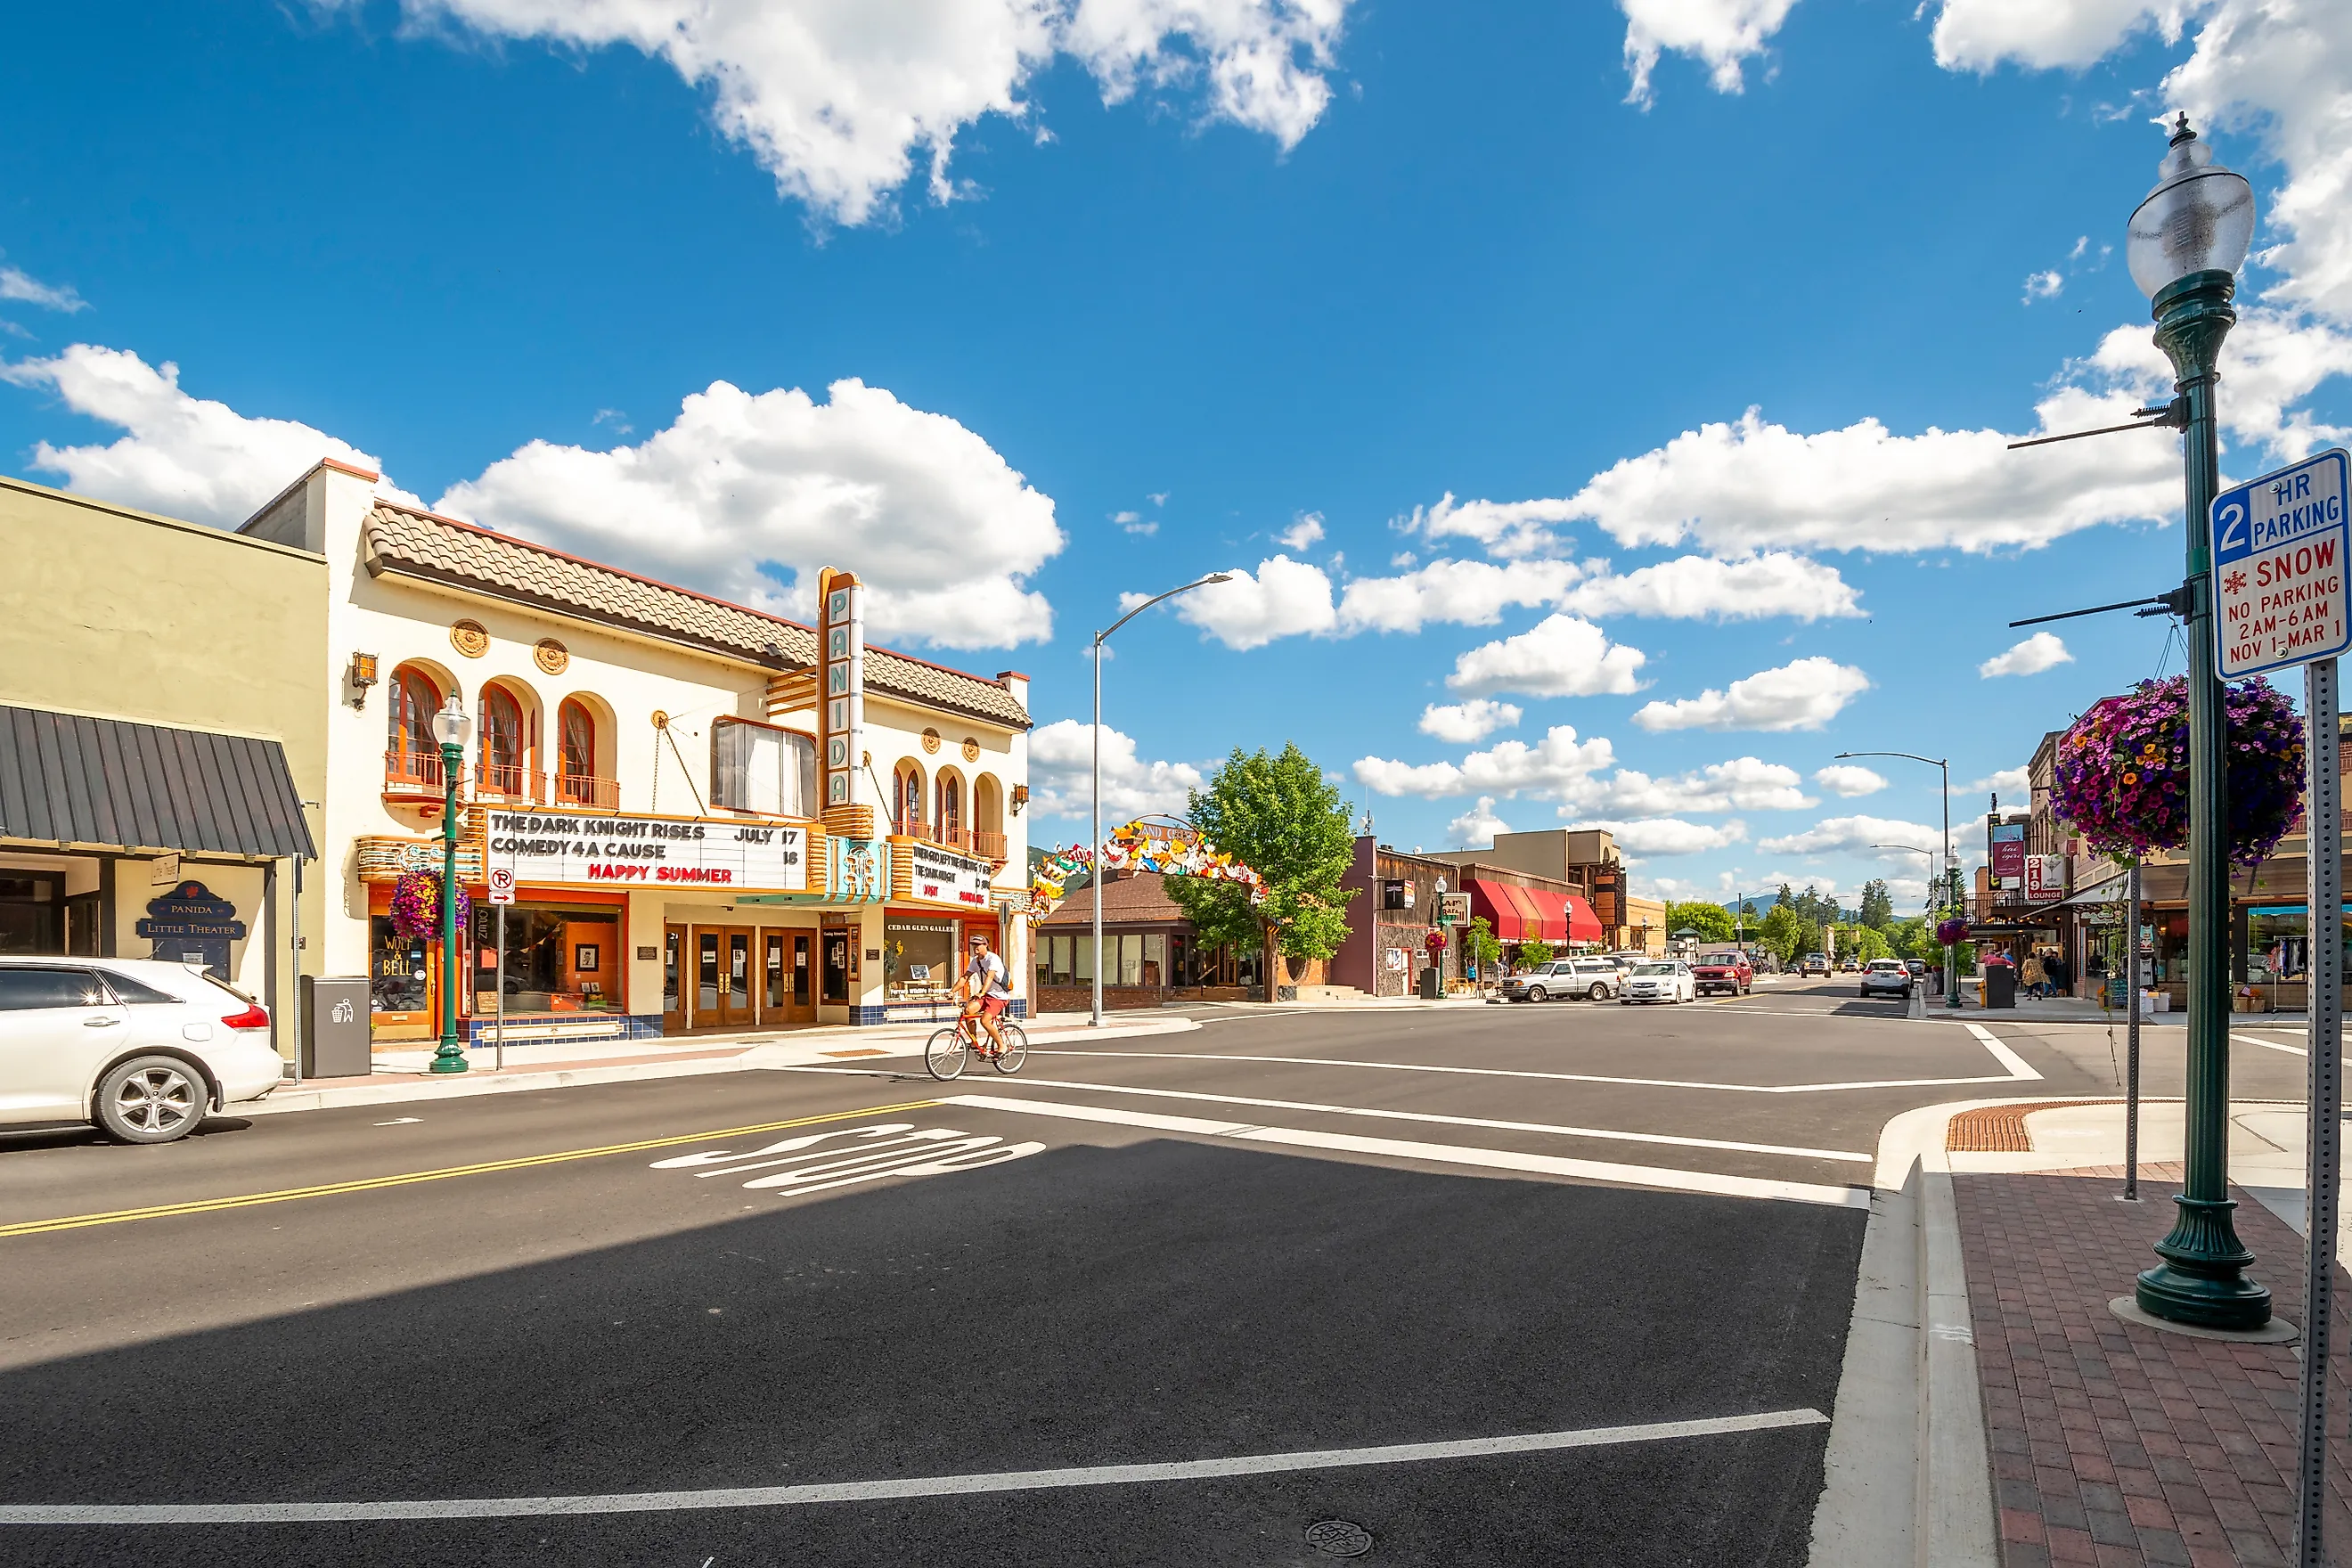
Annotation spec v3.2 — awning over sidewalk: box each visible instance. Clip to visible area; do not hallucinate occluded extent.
[1465,878,1529,940]
[0,704,314,860]
[1465,880,1603,945]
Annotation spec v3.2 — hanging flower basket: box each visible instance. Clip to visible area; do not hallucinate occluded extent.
[2049,674,2303,865]
[389,869,470,943]
[1935,916,1969,946]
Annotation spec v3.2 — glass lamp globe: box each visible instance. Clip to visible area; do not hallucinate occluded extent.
[2126,115,2255,298]
[430,693,472,749]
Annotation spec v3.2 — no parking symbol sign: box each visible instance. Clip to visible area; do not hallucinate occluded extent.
[2212,448,2351,678]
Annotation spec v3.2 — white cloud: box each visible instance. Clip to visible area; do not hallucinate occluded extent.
[1446,614,1649,698]
[1813,764,1889,798]
[1112,509,1157,535]
[439,376,1063,649]
[1446,796,1512,846]
[1559,551,1864,621]
[1620,0,1798,106]
[1164,554,1336,648]
[1335,556,1583,634]
[1563,817,1749,855]
[2022,269,2064,303]
[1632,656,1869,733]
[1578,756,1815,816]
[1929,0,2187,71]
[1025,718,1205,821]
[1398,492,1578,559]
[1958,765,2032,800]
[1275,512,1327,551]
[371,0,1352,226]
[0,263,86,313]
[1418,698,1523,744]
[1979,631,2075,678]
[0,344,414,527]
[1354,723,1618,801]
[1758,815,1945,858]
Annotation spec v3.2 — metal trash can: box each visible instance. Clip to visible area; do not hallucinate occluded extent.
[301,976,373,1078]
[1983,963,2018,1009]
[1418,965,1442,1000]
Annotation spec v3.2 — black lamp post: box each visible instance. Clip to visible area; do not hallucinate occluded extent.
[2125,116,2267,1330]
[429,694,473,1076]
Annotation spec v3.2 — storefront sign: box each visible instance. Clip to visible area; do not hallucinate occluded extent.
[135,880,246,976]
[2212,448,2350,678]
[907,841,992,908]
[486,811,807,892]
[1989,822,2026,882]
[2024,854,2066,903]
[819,568,866,812]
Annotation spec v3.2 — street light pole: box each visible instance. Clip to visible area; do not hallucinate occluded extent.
[1838,751,1957,1007]
[1091,573,1233,1027]
[429,695,472,1075]
[2125,117,2268,1332]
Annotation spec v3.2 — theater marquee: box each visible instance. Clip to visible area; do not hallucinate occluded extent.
[486,811,810,892]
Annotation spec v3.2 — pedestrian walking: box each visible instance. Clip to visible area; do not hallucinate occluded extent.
[2022,951,2046,1000]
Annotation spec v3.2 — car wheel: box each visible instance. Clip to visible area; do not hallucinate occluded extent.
[94,1055,207,1145]
[1526,985,1548,1003]
[1588,984,1606,1000]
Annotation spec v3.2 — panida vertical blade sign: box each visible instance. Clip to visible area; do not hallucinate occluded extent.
[819,568,865,811]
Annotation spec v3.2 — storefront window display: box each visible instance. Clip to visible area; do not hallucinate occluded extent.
[884,918,961,1002]
[471,903,624,1014]
[371,916,430,1017]
[2245,905,2352,984]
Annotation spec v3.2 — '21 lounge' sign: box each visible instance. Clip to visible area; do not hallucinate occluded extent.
[2213,448,2351,678]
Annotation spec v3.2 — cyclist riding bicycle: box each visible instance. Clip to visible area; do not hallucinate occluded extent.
[958,932,1014,1056]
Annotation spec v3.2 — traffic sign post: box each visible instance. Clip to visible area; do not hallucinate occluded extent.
[487,868,515,1071]
[2212,450,2349,1567]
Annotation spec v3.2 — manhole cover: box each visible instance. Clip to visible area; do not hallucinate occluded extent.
[1305,1519,1373,1557]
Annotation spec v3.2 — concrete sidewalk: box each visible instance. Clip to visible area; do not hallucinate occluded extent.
[254,1014,1202,1116]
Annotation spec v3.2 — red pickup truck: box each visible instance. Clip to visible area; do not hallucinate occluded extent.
[1690,951,1752,997]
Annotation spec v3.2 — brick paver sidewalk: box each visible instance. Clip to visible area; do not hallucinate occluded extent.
[1955,1167,2352,1566]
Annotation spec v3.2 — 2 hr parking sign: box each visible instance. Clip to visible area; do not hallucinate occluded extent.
[2212,447,2351,678]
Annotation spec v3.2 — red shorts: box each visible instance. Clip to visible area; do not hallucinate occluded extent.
[978,994,1009,1018]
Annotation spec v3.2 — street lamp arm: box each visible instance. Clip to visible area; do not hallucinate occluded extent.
[1833,749,1948,771]
[1096,573,1234,647]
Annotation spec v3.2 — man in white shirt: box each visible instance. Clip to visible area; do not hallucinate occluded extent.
[960,932,1014,1056]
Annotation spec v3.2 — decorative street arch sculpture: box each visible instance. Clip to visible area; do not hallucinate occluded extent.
[1025,815,1264,922]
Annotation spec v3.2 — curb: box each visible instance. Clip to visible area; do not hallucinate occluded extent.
[250,1017,1201,1117]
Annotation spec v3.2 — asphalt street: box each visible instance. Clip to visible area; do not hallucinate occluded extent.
[0,979,2305,1565]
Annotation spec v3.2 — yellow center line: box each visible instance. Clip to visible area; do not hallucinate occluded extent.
[0,1098,941,1240]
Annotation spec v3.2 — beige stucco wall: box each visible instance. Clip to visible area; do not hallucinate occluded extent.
[0,472,329,1058]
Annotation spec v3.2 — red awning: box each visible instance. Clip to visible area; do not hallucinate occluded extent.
[1564,894,1603,944]
[1512,886,1564,942]
[1499,882,1547,937]
[1465,878,1524,941]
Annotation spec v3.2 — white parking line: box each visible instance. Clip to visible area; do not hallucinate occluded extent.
[1964,1025,2044,1081]
[1026,1036,2042,1096]
[938,1095,1871,1208]
[0,1409,1829,1523]
[770,1070,1871,1163]
[2235,1033,2308,1058]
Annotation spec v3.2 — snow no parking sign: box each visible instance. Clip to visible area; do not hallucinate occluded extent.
[2212,448,2351,678]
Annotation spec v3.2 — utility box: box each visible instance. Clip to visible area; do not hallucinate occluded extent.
[1984,963,2018,1009]
[301,976,372,1079]
[1418,965,1442,1000]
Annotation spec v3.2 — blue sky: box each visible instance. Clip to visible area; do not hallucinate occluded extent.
[4,0,2348,911]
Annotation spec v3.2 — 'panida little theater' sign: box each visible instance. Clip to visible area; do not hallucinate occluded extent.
[907,841,992,908]
[487,812,808,891]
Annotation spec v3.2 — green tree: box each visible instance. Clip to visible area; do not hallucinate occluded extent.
[1517,938,1556,967]
[1664,901,1735,943]
[1859,879,1894,930]
[1843,925,1891,963]
[1166,742,1360,976]
[1757,904,1807,966]
[1464,916,1503,976]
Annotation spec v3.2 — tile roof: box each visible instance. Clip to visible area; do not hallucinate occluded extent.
[1039,871,1190,926]
[363,502,1030,730]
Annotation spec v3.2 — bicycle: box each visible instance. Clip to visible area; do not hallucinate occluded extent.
[924,1006,1028,1081]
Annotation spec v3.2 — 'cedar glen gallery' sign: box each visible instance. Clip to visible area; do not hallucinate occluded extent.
[487,812,808,892]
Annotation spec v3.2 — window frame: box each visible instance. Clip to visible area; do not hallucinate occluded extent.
[708,715,820,819]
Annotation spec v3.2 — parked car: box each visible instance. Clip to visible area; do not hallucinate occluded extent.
[0,958,281,1144]
[1621,960,1695,1005]
[1690,951,1752,997]
[1903,958,1927,979]
[1859,959,1915,999]
[1500,957,1625,1002]
[1800,953,1831,977]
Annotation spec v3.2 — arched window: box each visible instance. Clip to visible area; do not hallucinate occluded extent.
[479,687,525,796]
[894,763,926,835]
[557,699,597,804]
[937,773,962,846]
[387,666,442,784]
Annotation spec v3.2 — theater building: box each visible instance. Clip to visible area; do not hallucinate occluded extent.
[242,460,1031,1049]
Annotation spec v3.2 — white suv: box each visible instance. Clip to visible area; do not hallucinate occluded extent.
[0,959,282,1144]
